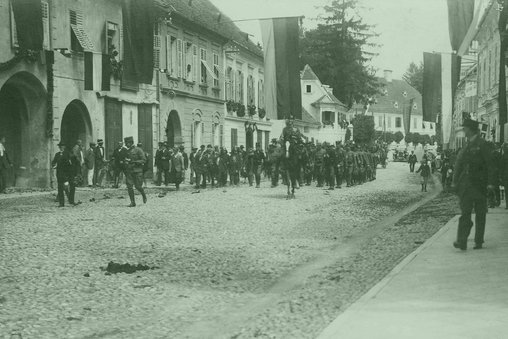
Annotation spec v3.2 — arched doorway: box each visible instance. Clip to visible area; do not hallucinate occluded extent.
[166,110,182,147]
[60,100,92,148]
[0,71,47,187]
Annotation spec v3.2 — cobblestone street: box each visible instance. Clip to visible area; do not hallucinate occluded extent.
[0,162,457,339]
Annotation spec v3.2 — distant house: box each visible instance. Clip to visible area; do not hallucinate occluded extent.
[272,64,351,144]
[351,70,435,140]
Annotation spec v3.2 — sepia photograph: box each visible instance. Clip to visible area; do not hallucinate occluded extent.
[0,0,507,338]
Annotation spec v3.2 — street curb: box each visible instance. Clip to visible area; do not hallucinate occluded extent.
[317,214,460,339]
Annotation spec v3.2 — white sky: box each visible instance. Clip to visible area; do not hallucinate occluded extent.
[210,0,452,79]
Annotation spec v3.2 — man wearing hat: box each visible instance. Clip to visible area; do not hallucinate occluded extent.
[51,141,79,207]
[154,142,164,186]
[94,139,105,187]
[452,118,496,250]
[161,142,172,186]
[123,137,147,207]
[189,147,198,185]
[85,142,96,188]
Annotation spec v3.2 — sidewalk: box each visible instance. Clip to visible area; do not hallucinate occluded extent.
[317,208,508,339]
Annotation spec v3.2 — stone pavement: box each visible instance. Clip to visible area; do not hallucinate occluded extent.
[317,207,508,339]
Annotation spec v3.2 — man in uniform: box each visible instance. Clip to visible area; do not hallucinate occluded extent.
[452,119,495,250]
[324,143,336,190]
[52,141,79,207]
[335,144,345,188]
[180,145,189,184]
[161,142,172,186]
[345,146,354,187]
[189,147,197,185]
[408,151,417,173]
[252,143,265,188]
[123,136,147,207]
[270,140,284,187]
[314,143,326,187]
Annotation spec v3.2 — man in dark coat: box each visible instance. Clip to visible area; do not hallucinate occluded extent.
[124,137,147,207]
[0,135,13,193]
[111,141,126,188]
[189,147,197,185]
[408,151,417,172]
[501,143,508,209]
[154,142,164,186]
[51,142,78,207]
[452,119,495,250]
[180,145,189,184]
[93,139,105,187]
[161,142,172,186]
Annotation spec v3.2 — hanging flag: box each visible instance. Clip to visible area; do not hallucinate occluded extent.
[102,54,111,91]
[403,98,414,135]
[423,52,442,123]
[11,0,43,50]
[260,17,302,120]
[447,0,475,52]
[84,51,94,90]
[122,0,156,85]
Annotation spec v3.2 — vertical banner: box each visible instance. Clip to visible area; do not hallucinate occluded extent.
[102,54,111,91]
[84,51,94,90]
[441,54,453,146]
[403,98,414,135]
[422,52,442,122]
[11,0,43,50]
[260,17,302,120]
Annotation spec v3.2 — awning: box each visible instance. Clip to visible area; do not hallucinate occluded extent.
[201,59,218,80]
[71,24,94,50]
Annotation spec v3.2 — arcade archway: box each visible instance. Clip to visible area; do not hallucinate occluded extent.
[61,100,92,148]
[0,71,47,187]
[166,110,182,147]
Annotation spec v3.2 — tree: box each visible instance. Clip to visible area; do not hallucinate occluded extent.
[412,132,422,145]
[345,127,352,141]
[402,62,423,94]
[421,134,432,145]
[394,131,404,143]
[300,0,381,108]
[384,131,395,144]
[404,132,413,144]
[351,114,375,144]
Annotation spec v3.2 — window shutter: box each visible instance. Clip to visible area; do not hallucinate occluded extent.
[190,123,194,148]
[177,39,183,78]
[41,1,50,50]
[10,1,18,47]
[153,24,161,68]
[166,36,172,75]
[119,27,123,59]
[192,45,198,82]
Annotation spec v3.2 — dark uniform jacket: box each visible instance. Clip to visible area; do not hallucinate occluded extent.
[125,146,147,174]
[154,148,164,169]
[453,135,495,195]
[52,151,78,182]
[161,149,172,171]
[94,146,105,167]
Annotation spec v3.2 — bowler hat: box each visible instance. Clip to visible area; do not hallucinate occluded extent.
[462,118,479,131]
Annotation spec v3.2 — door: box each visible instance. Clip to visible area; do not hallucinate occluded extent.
[138,104,153,177]
[105,98,122,159]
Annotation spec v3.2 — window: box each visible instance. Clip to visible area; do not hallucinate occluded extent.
[70,9,94,52]
[395,117,402,128]
[153,23,161,68]
[220,125,224,147]
[231,128,238,149]
[226,67,234,101]
[165,35,177,77]
[200,48,208,84]
[177,39,183,78]
[236,70,244,103]
[247,75,255,105]
[10,1,18,47]
[322,111,335,125]
[257,130,263,148]
[213,52,220,87]
[378,116,382,127]
[413,117,417,129]
[430,123,433,130]
[258,79,265,109]
[192,45,198,82]
[184,42,193,80]
[106,22,120,58]
[306,84,312,93]
[41,1,50,50]
[387,116,392,128]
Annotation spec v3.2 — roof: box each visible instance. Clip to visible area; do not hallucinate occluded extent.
[301,107,321,125]
[301,64,320,81]
[352,78,423,116]
[156,0,263,58]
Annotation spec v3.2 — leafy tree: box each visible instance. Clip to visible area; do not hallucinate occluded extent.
[384,131,395,144]
[421,134,432,145]
[412,132,422,145]
[404,132,413,144]
[402,62,424,94]
[394,131,404,143]
[345,127,352,141]
[300,0,381,108]
[351,114,375,144]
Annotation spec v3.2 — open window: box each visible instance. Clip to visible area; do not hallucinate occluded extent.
[105,21,120,59]
[322,111,335,125]
[70,9,94,52]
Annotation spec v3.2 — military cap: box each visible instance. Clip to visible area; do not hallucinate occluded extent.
[462,118,479,131]
[207,144,213,148]
[97,139,104,143]
[124,136,134,144]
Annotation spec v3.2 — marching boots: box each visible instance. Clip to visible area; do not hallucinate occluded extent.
[127,189,136,207]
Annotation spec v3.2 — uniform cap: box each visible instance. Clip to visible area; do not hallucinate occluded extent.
[124,136,134,144]
[97,139,103,143]
[462,118,479,131]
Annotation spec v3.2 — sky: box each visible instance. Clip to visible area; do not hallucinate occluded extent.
[210,0,452,79]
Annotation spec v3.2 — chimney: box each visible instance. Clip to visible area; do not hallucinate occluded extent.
[383,69,393,83]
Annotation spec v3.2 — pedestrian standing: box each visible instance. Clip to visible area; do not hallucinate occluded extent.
[180,145,188,184]
[161,143,172,186]
[253,143,265,188]
[171,146,184,190]
[124,137,147,207]
[94,139,105,187]
[0,135,13,193]
[72,139,85,187]
[452,119,495,250]
[189,147,197,185]
[85,142,95,187]
[137,143,150,188]
[500,143,508,209]
[228,148,241,186]
[154,142,164,186]
[111,141,126,188]
[416,160,431,192]
[51,142,78,207]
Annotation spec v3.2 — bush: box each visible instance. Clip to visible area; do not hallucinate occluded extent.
[352,115,375,144]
